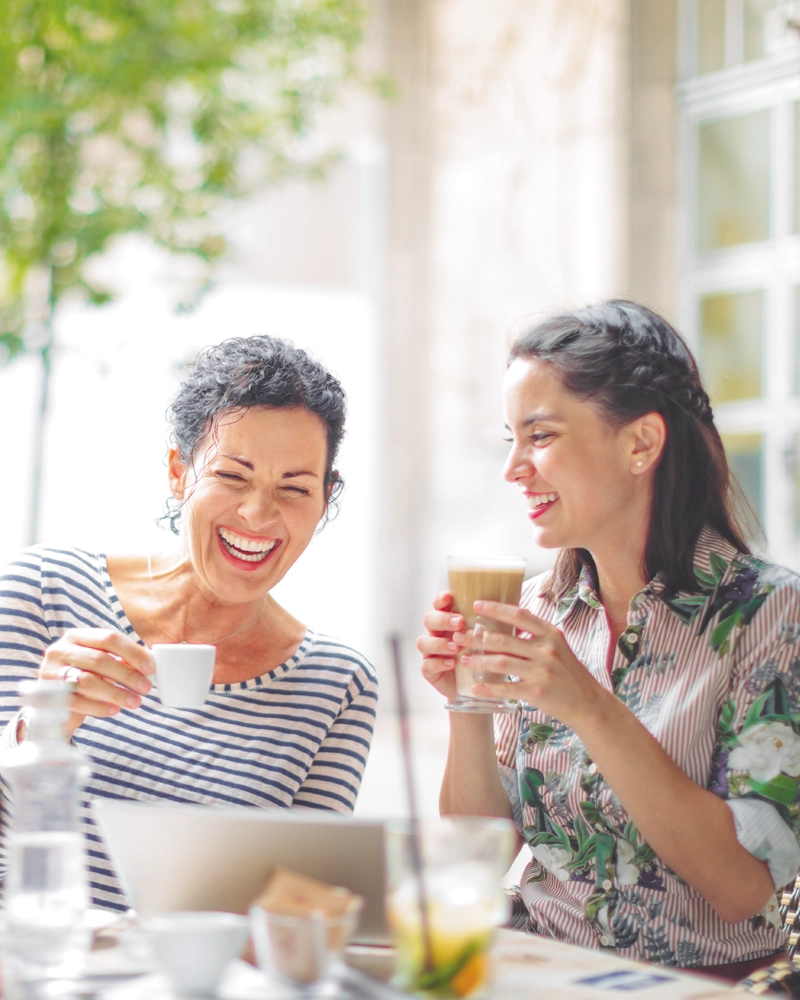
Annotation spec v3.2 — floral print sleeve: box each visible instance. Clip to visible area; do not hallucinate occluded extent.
[711,570,800,884]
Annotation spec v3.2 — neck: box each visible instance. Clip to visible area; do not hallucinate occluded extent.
[590,527,650,631]
[148,550,270,646]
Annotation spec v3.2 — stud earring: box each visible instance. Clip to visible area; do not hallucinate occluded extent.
[636,460,643,468]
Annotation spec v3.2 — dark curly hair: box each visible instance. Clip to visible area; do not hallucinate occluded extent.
[509,299,753,599]
[162,335,346,532]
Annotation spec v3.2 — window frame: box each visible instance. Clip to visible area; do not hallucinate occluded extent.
[677,0,800,563]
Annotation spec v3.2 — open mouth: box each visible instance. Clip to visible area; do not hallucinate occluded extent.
[217,527,279,564]
[528,493,559,519]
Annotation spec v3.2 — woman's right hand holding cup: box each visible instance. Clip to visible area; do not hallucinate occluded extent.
[417,592,466,703]
[38,629,155,738]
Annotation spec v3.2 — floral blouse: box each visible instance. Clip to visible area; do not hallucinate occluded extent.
[495,527,800,967]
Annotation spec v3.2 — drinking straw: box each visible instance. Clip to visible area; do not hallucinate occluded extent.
[388,633,434,975]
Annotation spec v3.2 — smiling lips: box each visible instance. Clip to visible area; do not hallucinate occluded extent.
[218,527,279,564]
[527,492,559,519]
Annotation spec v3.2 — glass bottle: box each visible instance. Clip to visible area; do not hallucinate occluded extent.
[3,680,92,986]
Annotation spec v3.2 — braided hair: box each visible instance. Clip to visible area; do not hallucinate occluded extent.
[509,299,752,598]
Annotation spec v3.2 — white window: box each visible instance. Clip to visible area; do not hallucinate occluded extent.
[677,0,800,565]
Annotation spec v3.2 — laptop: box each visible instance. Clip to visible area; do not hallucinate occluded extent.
[93,800,390,945]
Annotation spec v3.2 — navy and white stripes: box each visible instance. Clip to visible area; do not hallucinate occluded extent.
[0,547,378,910]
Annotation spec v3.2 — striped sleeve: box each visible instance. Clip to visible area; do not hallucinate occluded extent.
[292,638,378,813]
[0,548,49,729]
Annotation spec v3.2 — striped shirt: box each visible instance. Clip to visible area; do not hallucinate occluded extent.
[0,547,378,910]
[496,527,800,967]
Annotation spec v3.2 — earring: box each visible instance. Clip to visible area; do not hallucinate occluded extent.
[636,460,643,468]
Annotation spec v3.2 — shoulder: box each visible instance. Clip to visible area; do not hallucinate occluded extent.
[2,546,110,618]
[728,553,800,661]
[2,545,101,589]
[300,631,378,685]
[9,545,103,576]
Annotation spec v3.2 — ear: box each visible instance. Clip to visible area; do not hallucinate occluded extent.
[167,447,188,500]
[629,412,666,476]
[320,472,338,521]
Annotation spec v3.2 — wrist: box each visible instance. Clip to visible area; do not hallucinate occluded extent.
[569,684,619,738]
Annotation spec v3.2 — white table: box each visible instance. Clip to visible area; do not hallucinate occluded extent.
[76,925,741,1000]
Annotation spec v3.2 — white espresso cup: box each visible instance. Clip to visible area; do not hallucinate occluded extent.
[151,644,216,709]
[144,911,249,998]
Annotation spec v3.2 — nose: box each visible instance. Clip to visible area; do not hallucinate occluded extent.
[237,488,280,530]
[502,439,533,484]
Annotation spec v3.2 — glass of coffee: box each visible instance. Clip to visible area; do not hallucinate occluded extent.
[446,556,526,714]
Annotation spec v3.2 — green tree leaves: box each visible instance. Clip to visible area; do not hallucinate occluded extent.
[0,0,369,357]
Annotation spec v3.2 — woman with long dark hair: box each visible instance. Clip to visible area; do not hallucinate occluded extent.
[419,300,800,972]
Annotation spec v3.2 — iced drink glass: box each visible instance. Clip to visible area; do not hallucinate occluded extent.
[446,556,525,714]
[386,817,514,999]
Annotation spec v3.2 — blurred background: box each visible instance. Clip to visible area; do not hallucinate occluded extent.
[1,0,798,821]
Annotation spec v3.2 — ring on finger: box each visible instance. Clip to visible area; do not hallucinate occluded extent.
[58,665,82,686]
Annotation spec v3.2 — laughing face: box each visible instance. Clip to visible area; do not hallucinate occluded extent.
[502,357,646,557]
[169,405,329,605]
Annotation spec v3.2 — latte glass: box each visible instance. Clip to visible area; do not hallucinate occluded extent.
[446,556,525,714]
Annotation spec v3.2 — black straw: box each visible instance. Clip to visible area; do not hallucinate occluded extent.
[388,633,434,974]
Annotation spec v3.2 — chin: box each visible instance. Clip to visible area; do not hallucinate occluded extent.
[530,525,563,550]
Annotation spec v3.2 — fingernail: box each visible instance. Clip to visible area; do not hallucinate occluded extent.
[447,642,458,652]
[444,658,455,668]
[125,694,141,708]
[461,653,471,665]
[450,616,461,628]
[137,678,151,694]
[107,705,120,715]
[452,632,465,643]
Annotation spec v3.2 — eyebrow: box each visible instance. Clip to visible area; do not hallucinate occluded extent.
[522,411,563,426]
[503,411,564,430]
[221,455,320,478]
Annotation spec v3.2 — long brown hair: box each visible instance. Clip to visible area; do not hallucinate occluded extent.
[509,300,753,599]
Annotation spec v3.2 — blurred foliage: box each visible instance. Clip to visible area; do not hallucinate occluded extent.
[0,0,371,363]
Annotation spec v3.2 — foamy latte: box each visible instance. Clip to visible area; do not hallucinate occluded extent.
[447,557,525,702]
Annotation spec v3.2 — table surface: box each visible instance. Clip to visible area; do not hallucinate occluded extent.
[78,924,741,1000]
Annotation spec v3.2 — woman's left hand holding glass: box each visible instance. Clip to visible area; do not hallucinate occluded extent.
[467,599,607,726]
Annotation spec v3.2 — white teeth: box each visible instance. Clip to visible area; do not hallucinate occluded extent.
[530,493,559,507]
[218,527,277,561]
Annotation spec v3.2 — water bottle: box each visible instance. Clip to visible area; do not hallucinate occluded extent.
[3,680,92,986]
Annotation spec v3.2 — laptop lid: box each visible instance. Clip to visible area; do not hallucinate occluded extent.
[93,800,390,945]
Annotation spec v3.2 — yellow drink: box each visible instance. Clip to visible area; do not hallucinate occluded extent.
[388,878,499,998]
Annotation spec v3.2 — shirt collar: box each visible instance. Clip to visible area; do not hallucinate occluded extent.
[647,524,741,599]
[551,525,742,621]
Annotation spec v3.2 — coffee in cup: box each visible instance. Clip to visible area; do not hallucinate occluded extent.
[447,557,525,711]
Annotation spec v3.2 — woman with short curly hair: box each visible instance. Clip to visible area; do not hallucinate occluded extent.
[0,335,378,911]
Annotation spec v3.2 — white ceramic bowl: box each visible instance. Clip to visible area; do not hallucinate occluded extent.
[144,910,249,997]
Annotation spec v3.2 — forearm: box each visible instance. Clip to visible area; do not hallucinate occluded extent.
[440,713,514,822]
[577,690,774,923]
